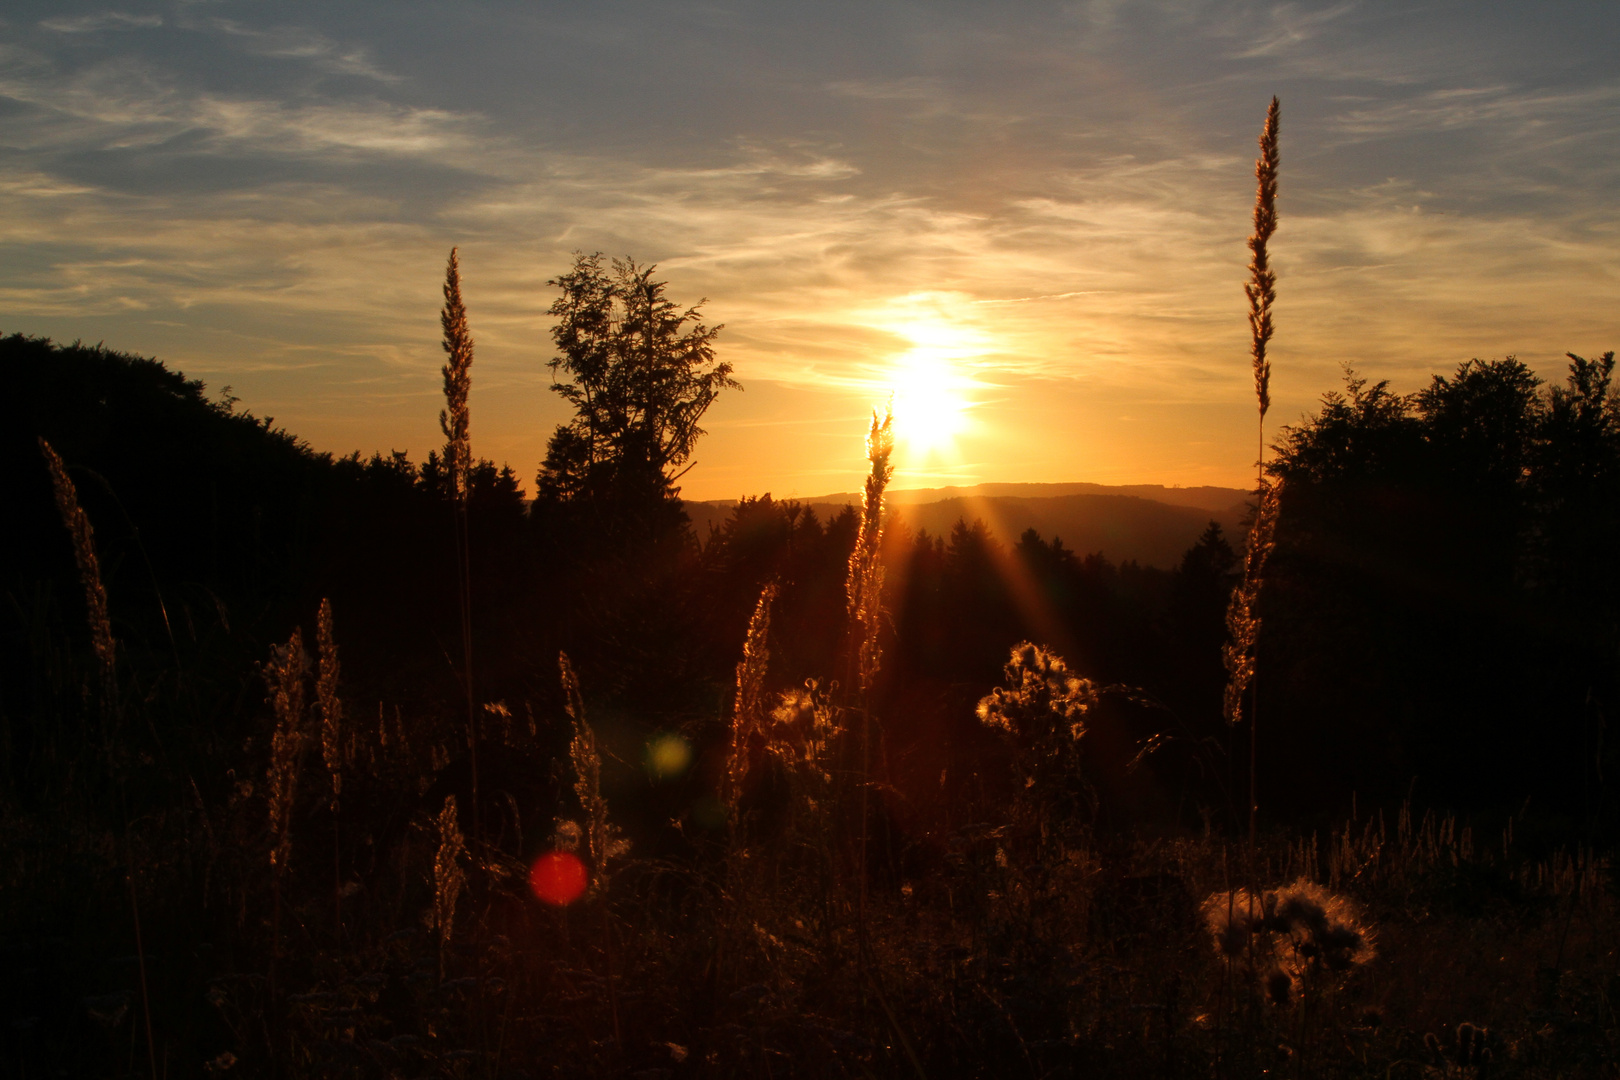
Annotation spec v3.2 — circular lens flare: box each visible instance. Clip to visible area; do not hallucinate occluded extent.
[529,850,588,906]
[646,733,692,779]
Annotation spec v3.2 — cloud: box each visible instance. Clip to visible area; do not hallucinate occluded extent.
[0,54,482,164]
[2,0,1617,496]
[1328,80,1620,145]
[1230,1,1359,59]
[39,12,162,34]
[197,17,401,82]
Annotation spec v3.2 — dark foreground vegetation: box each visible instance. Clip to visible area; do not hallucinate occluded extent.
[3,323,1618,1078]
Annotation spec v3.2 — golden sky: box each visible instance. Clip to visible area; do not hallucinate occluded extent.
[3,2,1616,499]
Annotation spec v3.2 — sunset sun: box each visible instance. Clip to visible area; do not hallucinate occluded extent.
[880,312,986,458]
[890,349,973,454]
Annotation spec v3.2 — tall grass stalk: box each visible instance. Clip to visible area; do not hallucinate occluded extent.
[264,627,308,1008]
[846,406,895,704]
[315,598,344,937]
[39,438,116,709]
[559,651,621,892]
[1246,97,1280,453]
[1226,97,1280,850]
[439,246,479,839]
[43,439,155,1077]
[844,406,894,1002]
[433,795,466,980]
[558,651,624,1049]
[727,582,778,837]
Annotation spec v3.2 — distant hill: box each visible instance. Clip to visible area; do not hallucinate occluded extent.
[685,482,1253,569]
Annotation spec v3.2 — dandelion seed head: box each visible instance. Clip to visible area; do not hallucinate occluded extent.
[554,820,582,852]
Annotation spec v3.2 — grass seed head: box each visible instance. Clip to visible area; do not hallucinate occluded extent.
[1247,96,1280,425]
[845,405,894,698]
[39,438,116,702]
[265,628,310,870]
[727,582,777,814]
[315,599,344,800]
[433,795,466,954]
[438,247,474,502]
[1222,477,1283,725]
[560,652,625,891]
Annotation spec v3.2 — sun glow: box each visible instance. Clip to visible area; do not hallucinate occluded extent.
[891,349,973,454]
[877,302,989,460]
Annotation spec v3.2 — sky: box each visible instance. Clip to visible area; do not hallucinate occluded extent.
[2,1,1616,500]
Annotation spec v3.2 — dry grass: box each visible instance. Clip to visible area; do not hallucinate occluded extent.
[38,437,116,703]
[438,246,474,502]
[729,581,779,822]
[846,405,895,701]
[316,598,345,802]
[561,650,624,893]
[1246,96,1280,435]
[265,627,309,873]
[432,794,465,971]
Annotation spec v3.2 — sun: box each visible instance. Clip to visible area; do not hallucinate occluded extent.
[881,313,985,458]
[890,348,973,455]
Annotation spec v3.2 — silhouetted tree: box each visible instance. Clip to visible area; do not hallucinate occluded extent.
[1262,356,1619,816]
[537,253,737,510]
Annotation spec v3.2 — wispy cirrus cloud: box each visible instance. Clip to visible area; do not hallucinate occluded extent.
[196,17,400,82]
[39,11,161,34]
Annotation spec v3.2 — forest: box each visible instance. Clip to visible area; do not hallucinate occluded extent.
[3,132,1619,1080]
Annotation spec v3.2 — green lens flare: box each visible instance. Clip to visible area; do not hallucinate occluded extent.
[646,733,691,779]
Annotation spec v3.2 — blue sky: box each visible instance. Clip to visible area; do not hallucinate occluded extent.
[3,1,1616,497]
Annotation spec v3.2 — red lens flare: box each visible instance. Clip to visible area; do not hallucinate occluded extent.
[528,850,588,906]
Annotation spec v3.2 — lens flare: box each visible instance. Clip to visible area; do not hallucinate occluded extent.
[646,733,692,779]
[529,850,588,906]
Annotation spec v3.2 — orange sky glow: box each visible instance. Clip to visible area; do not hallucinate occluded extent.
[2,2,1615,500]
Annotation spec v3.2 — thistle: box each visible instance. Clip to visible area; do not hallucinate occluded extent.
[977,642,1099,840]
[768,681,842,792]
[727,582,778,819]
[39,438,115,703]
[976,642,1096,747]
[560,652,624,893]
[1200,878,1375,993]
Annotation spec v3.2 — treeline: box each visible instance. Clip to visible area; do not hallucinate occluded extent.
[0,332,1230,845]
[1262,356,1620,820]
[8,336,1619,842]
[7,336,1619,842]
